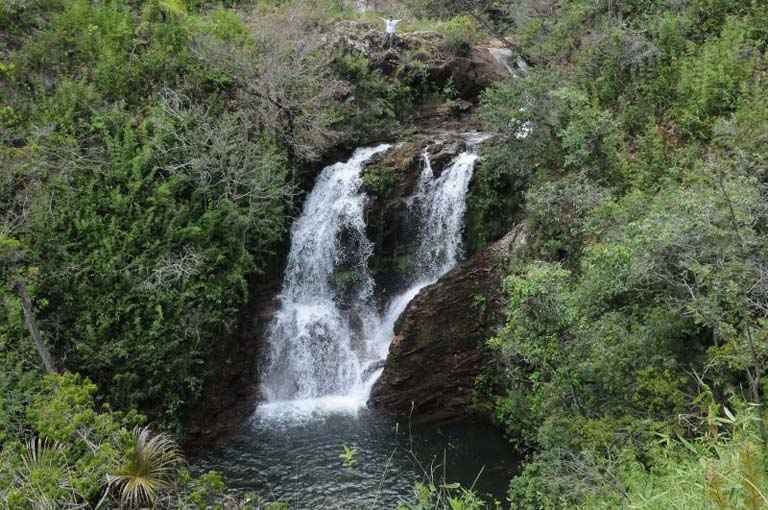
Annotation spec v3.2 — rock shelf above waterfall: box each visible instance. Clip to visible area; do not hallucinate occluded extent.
[327,21,523,100]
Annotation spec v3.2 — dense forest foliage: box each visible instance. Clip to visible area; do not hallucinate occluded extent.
[0,0,430,506]
[2,0,768,508]
[460,0,768,508]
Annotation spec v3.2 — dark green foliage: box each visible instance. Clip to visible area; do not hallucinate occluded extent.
[440,15,482,56]
[466,1,768,508]
[334,52,408,144]
[1,0,433,435]
[26,99,290,422]
[0,0,297,426]
[0,372,249,508]
[525,174,608,262]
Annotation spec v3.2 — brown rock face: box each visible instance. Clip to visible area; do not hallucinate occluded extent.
[433,47,516,99]
[369,225,526,422]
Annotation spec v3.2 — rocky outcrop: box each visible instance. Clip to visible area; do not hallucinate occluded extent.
[430,45,515,98]
[329,21,520,100]
[369,225,526,422]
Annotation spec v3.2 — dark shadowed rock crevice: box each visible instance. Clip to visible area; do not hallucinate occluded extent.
[369,225,527,423]
[183,273,281,450]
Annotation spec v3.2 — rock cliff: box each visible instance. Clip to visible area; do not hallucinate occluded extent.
[369,225,526,422]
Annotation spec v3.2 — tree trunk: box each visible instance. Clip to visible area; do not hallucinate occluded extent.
[13,281,58,374]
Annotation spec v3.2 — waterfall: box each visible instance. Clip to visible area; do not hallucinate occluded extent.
[412,151,477,278]
[260,145,390,416]
[366,142,483,372]
[258,136,484,420]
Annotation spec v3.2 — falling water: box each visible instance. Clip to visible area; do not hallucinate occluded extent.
[200,138,514,506]
[368,142,483,374]
[258,136,485,420]
[259,145,390,417]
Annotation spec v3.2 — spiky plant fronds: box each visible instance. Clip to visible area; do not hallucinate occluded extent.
[14,437,81,510]
[157,0,186,17]
[107,426,184,508]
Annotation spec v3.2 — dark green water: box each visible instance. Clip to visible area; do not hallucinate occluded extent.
[192,408,518,509]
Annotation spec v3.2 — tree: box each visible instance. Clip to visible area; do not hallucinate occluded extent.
[193,2,348,162]
[1,224,60,374]
[12,281,57,374]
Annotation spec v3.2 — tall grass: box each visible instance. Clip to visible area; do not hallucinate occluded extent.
[582,405,768,510]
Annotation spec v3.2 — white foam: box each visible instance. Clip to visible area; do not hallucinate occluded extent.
[256,136,487,423]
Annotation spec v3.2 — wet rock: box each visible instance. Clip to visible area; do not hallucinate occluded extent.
[362,132,478,304]
[369,225,527,423]
[183,274,281,450]
[362,359,387,381]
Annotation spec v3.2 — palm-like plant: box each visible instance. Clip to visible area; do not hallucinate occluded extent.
[107,426,184,508]
[13,437,81,510]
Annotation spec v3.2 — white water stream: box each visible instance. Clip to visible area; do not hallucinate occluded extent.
[258,137,484,420]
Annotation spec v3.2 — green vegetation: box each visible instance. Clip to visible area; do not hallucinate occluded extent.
[398,481,497,510]
[0,372,251,508]
[4,0,768,507]
[0,0,428,422]
[454,0,768,508]
[0,0,454,505]
[339,445,359,469]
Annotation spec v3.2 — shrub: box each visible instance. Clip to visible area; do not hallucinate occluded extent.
[441,15,482,56]
[674,17,757,140]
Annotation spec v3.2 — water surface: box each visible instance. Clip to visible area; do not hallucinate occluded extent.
[193,409,518,509]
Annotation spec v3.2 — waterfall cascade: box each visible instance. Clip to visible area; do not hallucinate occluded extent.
[259,137,484,420]
[369,147,481,365]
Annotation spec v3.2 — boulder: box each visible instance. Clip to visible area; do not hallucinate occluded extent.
[369,225,527,423]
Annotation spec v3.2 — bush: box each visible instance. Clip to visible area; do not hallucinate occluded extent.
[674,17,758,140]
[525,174,608,261]
[26,99,291,424]
[441,15,482,56]
[0,373,139,506]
